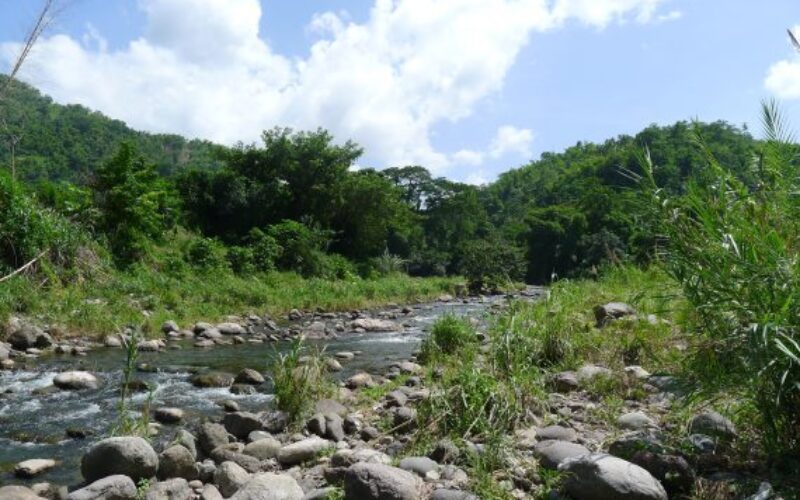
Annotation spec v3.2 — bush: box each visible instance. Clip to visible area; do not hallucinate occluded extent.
[183,237,229,271]
[456,238,525,293]
[421,315,476,359]
[269,338,333,423]
[248,228,280,272]
[645,103,800,453]
[267,220,332,277]
[226,246,255,275]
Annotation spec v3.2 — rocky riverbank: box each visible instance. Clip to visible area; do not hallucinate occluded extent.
[0,284,791,499]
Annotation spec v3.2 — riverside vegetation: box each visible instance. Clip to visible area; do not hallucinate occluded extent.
[1,74,800,499]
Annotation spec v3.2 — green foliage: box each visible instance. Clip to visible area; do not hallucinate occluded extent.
[183,236,229,271]
[421,314,476,359]
[645,103,800,454]
[456,238,525,292]
[269,338,333,423]
[92,143,177,264]
[267,220,331,277]
[112,328,152,439]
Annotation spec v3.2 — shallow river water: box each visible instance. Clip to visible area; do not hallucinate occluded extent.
[0,292,541,487]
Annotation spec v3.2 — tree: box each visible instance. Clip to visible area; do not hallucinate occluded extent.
[92,143,176,264]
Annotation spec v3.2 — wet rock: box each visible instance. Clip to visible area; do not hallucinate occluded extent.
[325,358,343,372]
[198,422,230,455]
[158,445,198,480]
[399,456,438,477]
[277,436,332,466]
[53,371,99,390]
[336,351,355,360]
[288,309,303,321]
[215,461,250,497]
[536,425,578,443]
[66,427,92,439]
[154,407,184,424]
[81,436,158,482]
[350,318,398,332]
[218,322,247,335]
[630,451,695,497]
[15,459,56,478]
[137,340,163,352]
[0,485,47,500]
[66,475,137,500]
[229,473,304,500]
[344,462,421,500]
[230,383,257,395]
[594,302,636,327]
[688,411,736,440]
[234,368,265,385]
[617,411,656,430]
[191,372,234,388]
[104,335,123,348]
[222,400,240,412]
[533,440,590,469]
[31,483,67,499]
[430,489,478,500]
[243,437,281,460]
[559,453,667,500]
[144,478,191,500]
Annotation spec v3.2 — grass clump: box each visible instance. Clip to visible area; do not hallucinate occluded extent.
[269,338,334,424]
[420,314,477,360]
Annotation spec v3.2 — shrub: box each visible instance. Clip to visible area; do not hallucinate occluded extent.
[248,228,281,272]
[183,237,229,271]
[269,338,333,423]
[267,220,332,277]
[421,314,476,358]
[644,103,800,453]
[226,246,255,275]
[456,238,525,293]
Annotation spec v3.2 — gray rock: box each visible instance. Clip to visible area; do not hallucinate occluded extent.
[303,487,338,500]
[158,445,198,480]
[361,426,380,441]
[154,407,184,424]
[688,411,736,440]
[67,475,137,500]
[552,372,579,392]
[230,383,257,395]
[325,413,345,442]
[209,447,261,473]
[15,458,56,478]
[234,368,265,385]
[687,434,716,454]
[198,422,230,455]
[223,412,263,439]
[346,372,375,389]
[594,302,636,326]
[161,321,179,334]
[229,473,304,500]
[0,485,47,500]
[386,390,408,408]
[630,451,695,497]
[331,448,391,468]
[576,364,613,383]
[537,425,578,442]
[200,484,224,500]
[350,318,397,332]
[307,413,326,437]
[393,407,417,432]
[8,324,52,350]
[559,453,667,500]
[215,461,250,497]
[430,490,478,500]
[190,372,234,388]
[315,399,347,417]
[53,371,99,390]
[243,437,281,460]
[429,439,460,464]
[344,463,421,500]
[218,322,247,335]
[533,440,590,469]
[262,410,291,433]
[174,429,198,459]
[617,412,655,430]
[277,436,332,466]
[248,430,272,442]
[398,456,438,477]
[608,431,666,459]
[145,478,191,500]
[81,436,159,483]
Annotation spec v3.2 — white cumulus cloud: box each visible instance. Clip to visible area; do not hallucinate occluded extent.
[1,0,673,176]
[765,26,800,100]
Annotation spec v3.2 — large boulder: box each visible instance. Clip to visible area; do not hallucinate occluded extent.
[198,422,230,455]
[218,322,247,335]
[243,437,281,460]
[559,453,668,500]
[215,461,250,497]
[53,371,99,391]
[350,318,398,332]
[158,445,198,480]
[277,436,332,466]
[630,451,695,497]
[223,412,263,439]
[190,372,234,388]
[81,436,159,483]
[67,475,137,500]
[229,473,304,500]
[234,368,265,385]
[14,458,56,478]
[344,463,422,500]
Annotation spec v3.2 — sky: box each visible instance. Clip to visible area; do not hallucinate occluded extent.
[1,0,800,184]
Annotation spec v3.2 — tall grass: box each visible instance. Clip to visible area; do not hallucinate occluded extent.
[643,101,800,454]
[269,338,334,423]
[111,328,152,438]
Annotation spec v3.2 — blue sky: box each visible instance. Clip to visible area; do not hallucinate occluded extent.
[2,0,800,183]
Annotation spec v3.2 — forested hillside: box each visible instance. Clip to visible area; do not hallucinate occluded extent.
[0,75,221,182]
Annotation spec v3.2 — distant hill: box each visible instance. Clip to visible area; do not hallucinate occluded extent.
[0,75,224,183]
